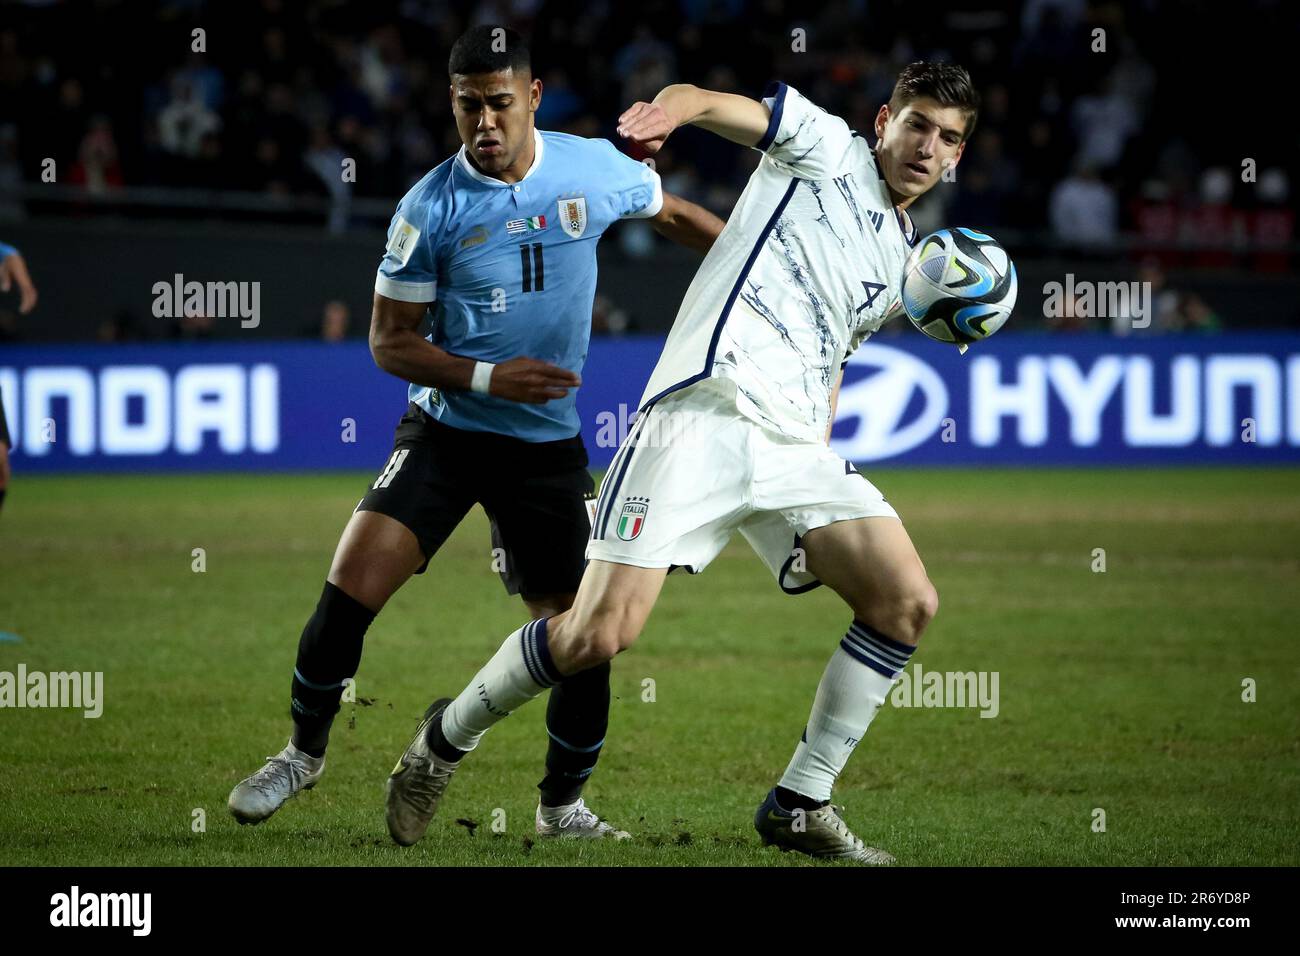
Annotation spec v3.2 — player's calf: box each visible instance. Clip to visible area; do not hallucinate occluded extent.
[545,560,666,673]
[288,582,376,756]
[437,561,665,756]
[547,611,639,673]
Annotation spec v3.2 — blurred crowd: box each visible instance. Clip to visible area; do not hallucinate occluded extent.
[1,0,1293,244]
[0,0,1295,337]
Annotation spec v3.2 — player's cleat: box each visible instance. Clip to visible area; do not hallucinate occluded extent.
[385,697,460,846]
[753,789,896,865]
[228,740,325,825]
[535,798,631,840]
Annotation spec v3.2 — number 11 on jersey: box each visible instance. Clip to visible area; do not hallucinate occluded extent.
[520,243,544,292]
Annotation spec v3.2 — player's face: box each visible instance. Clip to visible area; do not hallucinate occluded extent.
[450,70,542,178]
[873,97,968,205]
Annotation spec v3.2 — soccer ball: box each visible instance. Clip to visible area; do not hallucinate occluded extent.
[899,227,1017,348]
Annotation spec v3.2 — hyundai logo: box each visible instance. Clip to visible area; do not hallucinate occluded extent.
[832,342,949,460]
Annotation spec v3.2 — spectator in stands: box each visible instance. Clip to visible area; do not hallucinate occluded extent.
[1111,258,1180,336]
[319,300,350,342]
[68,115,124,195]
[591,293,631,336]
[1070,73,1140,172]
[304,125,351,232]
[1178,294,1222,334]
[1251,168,1294,274]
[157,78,221,159]
[1045,291,1099,333]
[0,124,23,221]
[1050,160,1118,248]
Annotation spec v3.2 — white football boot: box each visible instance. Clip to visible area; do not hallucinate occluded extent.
[754,789,895,864]
[535,797,631,840]
[385,698,460,846]
[228,740,325,824]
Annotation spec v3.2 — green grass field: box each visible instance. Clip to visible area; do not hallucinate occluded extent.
[1,468,1297,866]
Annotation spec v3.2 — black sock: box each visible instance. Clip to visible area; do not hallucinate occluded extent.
[289,582,375,757]
[538,660,610,807]
[774,786,829,813]
[0,487,6,513]
[425,712,467,763]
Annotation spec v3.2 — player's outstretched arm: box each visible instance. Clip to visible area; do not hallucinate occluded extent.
[618,84,771,153]
[369,293,580,404]
[649,191,726,254]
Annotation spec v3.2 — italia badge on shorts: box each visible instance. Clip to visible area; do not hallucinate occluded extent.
[558,196,587,239]
[616,496,649,541]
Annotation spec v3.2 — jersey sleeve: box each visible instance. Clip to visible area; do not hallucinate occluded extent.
[0,241,18,260]
[597,140,664,220]
[755,82,856,180]
[374,192,438,303]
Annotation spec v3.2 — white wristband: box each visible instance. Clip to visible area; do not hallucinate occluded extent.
[470,361,495,395]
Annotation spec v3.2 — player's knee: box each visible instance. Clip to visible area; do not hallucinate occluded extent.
[328,555,402,611]
[567,618,638,669]
[855,577,937,645]
[563,633,615,670]
[888,578,938,644]
[908,578,939,639]
[327,553,369,594]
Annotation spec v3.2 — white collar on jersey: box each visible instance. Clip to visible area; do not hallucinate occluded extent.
[456,127,545,186]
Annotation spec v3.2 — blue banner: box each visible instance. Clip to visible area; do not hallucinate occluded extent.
[2,334,1298,472]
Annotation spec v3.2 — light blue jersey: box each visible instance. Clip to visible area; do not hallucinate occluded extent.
[375,128,663,441]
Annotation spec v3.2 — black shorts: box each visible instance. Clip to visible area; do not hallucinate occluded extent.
[356,403,595,597]
[0,385,9,449]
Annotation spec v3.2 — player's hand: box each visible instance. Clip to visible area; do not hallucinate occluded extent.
[16,282,37,314]
[617,101,677,155]
[0,254,38,314]
[488,357,581,404]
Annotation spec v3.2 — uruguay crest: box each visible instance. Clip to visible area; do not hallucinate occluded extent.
[558,196,587,239]
[616,496,649,541]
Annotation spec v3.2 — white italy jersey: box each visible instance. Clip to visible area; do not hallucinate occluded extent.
[639,82,919,443]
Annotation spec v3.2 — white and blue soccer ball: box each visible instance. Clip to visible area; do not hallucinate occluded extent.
[900,227,1017,347]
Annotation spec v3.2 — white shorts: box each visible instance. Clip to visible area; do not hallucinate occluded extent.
[586,381,899,592]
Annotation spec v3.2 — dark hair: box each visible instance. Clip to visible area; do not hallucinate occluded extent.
[888,61,980,140]
[448,25,531,77]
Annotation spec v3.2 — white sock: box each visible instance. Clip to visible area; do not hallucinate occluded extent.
[778,621,915,803]
[440,618,561,753]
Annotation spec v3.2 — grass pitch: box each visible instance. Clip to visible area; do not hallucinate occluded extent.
[1,468,1297,866]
